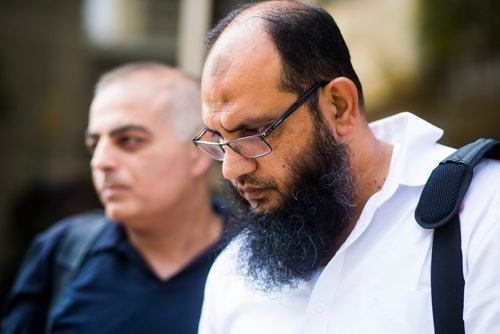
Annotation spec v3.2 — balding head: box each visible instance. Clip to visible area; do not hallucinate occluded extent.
[94,62,202,140]
[204,0,364,108]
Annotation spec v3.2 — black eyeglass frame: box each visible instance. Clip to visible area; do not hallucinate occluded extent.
[192,81,328,161]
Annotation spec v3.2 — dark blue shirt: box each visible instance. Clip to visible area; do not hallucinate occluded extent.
[1,201,227,334]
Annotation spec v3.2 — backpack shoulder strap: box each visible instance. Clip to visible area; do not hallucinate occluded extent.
[415,138,499,334]
[415,138,500,229]
[45,210,107,333]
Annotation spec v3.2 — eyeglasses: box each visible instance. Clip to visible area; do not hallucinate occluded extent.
[192,81,327,161]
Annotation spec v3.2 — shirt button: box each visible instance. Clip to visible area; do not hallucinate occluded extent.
[315,302,326,313]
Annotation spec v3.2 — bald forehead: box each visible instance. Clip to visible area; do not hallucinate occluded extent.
[201,18,291,137]
[202,0,307,86]
[203,18,282,85]
[201,1,315,131]
[205,15,266,79]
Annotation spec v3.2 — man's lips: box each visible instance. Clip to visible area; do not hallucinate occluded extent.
[238,185,267,201]
[101,185,127,199]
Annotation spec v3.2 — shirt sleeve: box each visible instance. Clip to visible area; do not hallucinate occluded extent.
[461,160,500,333]
[0,220,69,334]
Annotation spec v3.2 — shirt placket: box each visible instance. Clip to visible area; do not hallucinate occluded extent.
[303,251,345,334]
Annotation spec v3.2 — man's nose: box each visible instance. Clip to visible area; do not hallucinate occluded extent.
[90,139,117,172]
[221,149,257,181]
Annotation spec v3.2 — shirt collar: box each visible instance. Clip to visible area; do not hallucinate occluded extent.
[89,197,229,254]
[369,112,453,186]
[90,219,127,253]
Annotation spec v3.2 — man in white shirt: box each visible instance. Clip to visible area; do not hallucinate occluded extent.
[193,1,500,333]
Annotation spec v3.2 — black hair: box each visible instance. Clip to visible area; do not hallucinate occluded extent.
[206,1,364,109]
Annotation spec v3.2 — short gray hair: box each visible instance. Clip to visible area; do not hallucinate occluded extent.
[95,61,203,140]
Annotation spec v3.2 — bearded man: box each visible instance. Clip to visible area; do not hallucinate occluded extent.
[193,1,500,333]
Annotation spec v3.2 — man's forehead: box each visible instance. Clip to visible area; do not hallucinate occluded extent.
[203,16,272,78]
[201,100,240,131]
[201,29,282,97]
[202,103,274,134]
[92,79,171,114]
[90,88,169,130]
[201,79,297,135]
[200,14,287,132]
[203,1,302,83]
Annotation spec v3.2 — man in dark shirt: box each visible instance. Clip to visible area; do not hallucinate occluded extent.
[1,62,225,334]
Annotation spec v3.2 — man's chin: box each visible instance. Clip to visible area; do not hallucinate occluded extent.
[247,196,283,214]
[104,205,132,222]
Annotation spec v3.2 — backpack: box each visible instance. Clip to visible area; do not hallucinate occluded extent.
[415,138,500,334]
[45,211,107,333]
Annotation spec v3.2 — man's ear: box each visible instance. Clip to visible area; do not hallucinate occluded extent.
[320,77,360,138]
[189,144,213,177]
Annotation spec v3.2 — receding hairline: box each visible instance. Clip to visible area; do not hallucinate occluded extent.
[206,0,307,51]
[205,1,312,92]
[94,61,199,95]
[239,0,308,17]
[206,0,365,109]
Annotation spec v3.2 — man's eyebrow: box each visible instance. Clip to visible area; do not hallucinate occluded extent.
[110,124,151,137]
[212,117,274,135]
[85,124,152,139]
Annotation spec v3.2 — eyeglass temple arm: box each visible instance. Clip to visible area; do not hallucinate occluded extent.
[264,81,328,137]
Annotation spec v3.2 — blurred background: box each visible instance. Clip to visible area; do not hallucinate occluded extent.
[0,0,498,305]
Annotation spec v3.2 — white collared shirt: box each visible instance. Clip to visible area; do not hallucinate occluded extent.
[199,112,500,334]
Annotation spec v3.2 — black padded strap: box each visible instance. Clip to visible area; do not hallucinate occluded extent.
[431,214,465,334]
[416,138,499,229]
[415,138,499,334]
[46,211,107,333]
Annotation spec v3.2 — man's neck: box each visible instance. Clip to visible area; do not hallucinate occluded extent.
[326,132,393,260]
[352,134,394,222]
[125,196,223,280]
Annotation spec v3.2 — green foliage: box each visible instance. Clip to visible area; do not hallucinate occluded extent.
[419,0,500,76]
